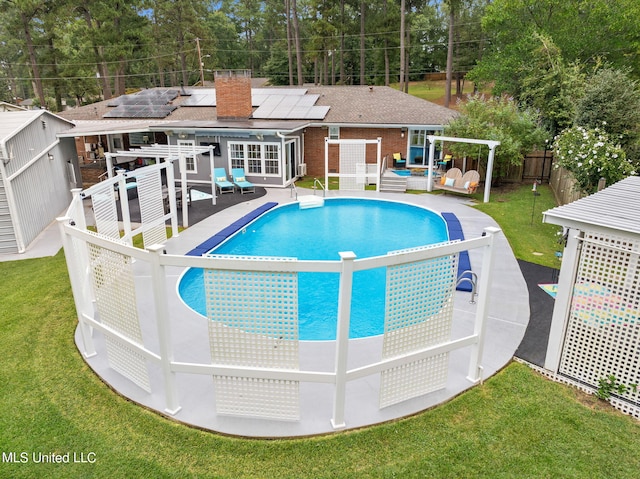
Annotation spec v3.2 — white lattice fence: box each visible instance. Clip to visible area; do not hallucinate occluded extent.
[204,255,300,420]
[87,242,150,392]
[136,169,167,247]
[560,231,640,407]
[380,247,458,408]
[339,142,366,191]
[91,182,120,240]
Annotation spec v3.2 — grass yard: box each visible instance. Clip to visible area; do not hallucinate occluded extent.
[1,183,639,477]
[472,183,562,268]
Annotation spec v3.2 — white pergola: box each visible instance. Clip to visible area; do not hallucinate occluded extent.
[426,135,500,203]
[105,143,214,228]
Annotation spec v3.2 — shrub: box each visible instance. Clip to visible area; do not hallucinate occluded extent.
[553,125,635,194]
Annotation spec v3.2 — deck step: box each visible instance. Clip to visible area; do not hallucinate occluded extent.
[379,176,407,192]
[298,195,325,209]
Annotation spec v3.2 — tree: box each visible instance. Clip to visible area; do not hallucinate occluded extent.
[445,94,549,182]
[575,68,640,161]
[470,0,640,95]
[518,33,585,135]
[553,126,635,195]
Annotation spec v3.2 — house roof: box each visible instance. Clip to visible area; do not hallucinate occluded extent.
[543,176,640,236]
[58,85,457,134]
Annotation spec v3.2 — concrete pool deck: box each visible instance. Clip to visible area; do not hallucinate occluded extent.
[75,187,530,438]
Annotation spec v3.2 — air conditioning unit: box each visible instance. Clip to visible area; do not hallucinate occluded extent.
[297,163,307,176]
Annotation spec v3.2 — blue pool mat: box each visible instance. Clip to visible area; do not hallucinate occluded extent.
[186,202,278,256]
[442,212,473,292]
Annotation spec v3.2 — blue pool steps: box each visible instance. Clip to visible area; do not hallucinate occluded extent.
[442,212,473,292]
[186,202,278,256]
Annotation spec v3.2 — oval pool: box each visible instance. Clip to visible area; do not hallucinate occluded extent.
[178,198,449,340]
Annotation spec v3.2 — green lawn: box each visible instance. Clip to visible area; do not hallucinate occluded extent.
[1,185,639,478]
[472,183,562,268]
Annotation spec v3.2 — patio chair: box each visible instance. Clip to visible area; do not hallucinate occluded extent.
[231,168,255,194]
[213,168,234,195]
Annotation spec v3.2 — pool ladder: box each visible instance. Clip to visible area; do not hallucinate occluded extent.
[312,178,326,197]
[456,270,478,304]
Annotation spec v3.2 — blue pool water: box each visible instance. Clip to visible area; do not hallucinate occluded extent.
[178,198,448,340]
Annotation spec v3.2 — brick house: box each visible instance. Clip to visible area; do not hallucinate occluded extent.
[58,71,458,189]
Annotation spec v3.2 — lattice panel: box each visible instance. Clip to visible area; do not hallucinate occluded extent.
[205,256,300,420]
[105,337,151,393]
[560,231,640,406]
[91,182,120,240]
[380,248,457,407]
[339,142,365,190]
[380,354,449,408]
[136,170,167,247]
[87,242,150,392]
[213,376,299,420]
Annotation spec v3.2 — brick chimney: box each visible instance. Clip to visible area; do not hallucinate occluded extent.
[214,70,253,120]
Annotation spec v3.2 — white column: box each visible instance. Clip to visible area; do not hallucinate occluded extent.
[57,216,96,357]
[376,137,382,192]
[179,154,188,228]
[331,251,357,430]
[117,171,133,245]
[483,144,497,203]
[147,244,181,415]
[166,161,179,238]
[467,226,501,383]
[324,137,329,192]
[426,140,437,192]
[544,228,582,372]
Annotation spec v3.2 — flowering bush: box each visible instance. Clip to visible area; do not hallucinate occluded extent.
[553,125,635,194]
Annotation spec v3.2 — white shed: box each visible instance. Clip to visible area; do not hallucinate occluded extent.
[0,110,79,254]
[543,176,640,416]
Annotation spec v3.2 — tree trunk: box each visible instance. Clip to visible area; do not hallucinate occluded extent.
[445,8,454,108]
[399,0,405,92]
[291,0,303,85]
[286,0,294,86]
[20,12,46,108]
[383,0,389,86]
[340,0,345,84]
[360,1,365,85]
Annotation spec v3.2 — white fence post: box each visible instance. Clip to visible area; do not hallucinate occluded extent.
[331,251,357,429]
[57,216,96,357]
[467,226,501,383]
[147,244,181,415]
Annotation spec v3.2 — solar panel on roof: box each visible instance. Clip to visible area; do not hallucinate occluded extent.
[104,90,178,118]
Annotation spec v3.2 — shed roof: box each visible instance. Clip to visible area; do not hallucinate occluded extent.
[0,110,46,142]
[543,176,640,236]
[0,110,73,144]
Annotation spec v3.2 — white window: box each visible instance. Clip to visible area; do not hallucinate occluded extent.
[177,140,197,173]
[228,142,281,176]
[329,126,340,139]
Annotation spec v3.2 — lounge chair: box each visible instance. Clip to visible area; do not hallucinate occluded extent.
[214,168,234,194]
[434,168,480,194]
[231,168,255,194]
[392,152,406,168]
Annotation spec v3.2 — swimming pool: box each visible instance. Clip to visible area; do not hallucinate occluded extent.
[178,198,449,340]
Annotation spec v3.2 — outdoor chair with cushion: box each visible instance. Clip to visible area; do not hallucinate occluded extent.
[392,152,406,168]
[214,168,235,195]
[434,167,480,194]
[231,168,255,194]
